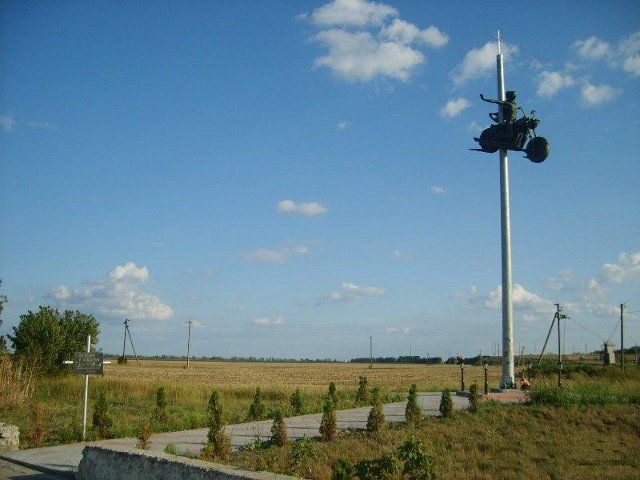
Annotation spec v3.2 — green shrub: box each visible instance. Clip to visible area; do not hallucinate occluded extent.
[291,435,318,475]
[248,387,266,420]
[331,458,355,480]
[320,396,337,441]
[200,431,231,461]
[527,384,619,406]
[356,376,368,403]
[469,383,479,413]
[366,387,385,433]
[164,443,177,455]
[329,381,338,404]
[206,391,224,442]
[355,452,398,480]
[439,389,453,418]
[92,392,113,438]
[396,435,435,480]
[405,384,421,427]
[155,386,168,422]
[290,388,304,415]
[136,420,152,449]
[270,408,288,447]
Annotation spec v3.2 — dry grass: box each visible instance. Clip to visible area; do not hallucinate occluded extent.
[0,356,34,406]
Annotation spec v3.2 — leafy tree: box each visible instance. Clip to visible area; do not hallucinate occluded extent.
[8,307,99,374]
[319,396,337,441]
[405,383,421,427]
[439,389,453,418]
[248,387,266,420]
[290,388,304,415]
[270,408,288,447]
[0,280,7,353]
[329,381,338,404]
[92,392,113,438]
[366,387,384,433]
[468,383,480,413]
[356,376,368,403]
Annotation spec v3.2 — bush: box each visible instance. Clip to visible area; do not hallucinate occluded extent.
[366,387,385,433]
[332,458,355,480]
[155,386,168,422]
[527,384,620,406]
[291,435,318,476]
[356,376,368,403]
[439,389,453,418]
[355,453,398,480]
[117,356,127,365]
[319,396,337,441]
[8,307,99,375]
[92,392,113,438]
[290,388,304,415]
[248,387,266,420]
[469,383,479,413]
[270,408,288,447]
[201,431,231,461]
[136,421,152,449]
[396,435,435,480]
[206,391,224,442]
[329,381,338,404]
[164,443,177,455]
[405,383,421,427]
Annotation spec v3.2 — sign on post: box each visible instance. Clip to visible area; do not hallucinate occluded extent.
[72,352,104,375]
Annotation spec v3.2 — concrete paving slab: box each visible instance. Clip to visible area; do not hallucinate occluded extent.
[0,392,471,476]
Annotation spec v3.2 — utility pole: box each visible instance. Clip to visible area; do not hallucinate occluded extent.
[556,304,562,387]
[620,304,625,372]
[121,319,128,362]
[537,311,558,365]
[496,31,515,389]
[369,336,373,369]
[186,317,193,368]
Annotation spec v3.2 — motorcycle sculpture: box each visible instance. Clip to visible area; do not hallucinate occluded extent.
[471,91,549,163]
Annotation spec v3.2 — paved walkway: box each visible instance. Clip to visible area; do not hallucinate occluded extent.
[0,393,469,478]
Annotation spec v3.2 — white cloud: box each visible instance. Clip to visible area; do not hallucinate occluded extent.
[620,31,640,76]
[451,41,519,86]
[391,249,408,259]
[313,29,424,82]
[582,278,607,299]
[547,270,575,291]
[466,121,483,133]
[191,320,205,328]
[253,317,285,326]
[381,19,448,48]
[243,245,309,264]
[277,200,328,216]
[24,120,57,130]
[430,185,446,194]
[318,282,385,304]
[385,326,410,334]
[440,97,470,118]
[580,83,621,106]
[0,114,17,132]
[51,262,173,321]
[306,0,397,27]
[601,251,640,283]
[573,36,613,60]
[337,121,349,129]
[536,71,575,98]
[485,283,555,315]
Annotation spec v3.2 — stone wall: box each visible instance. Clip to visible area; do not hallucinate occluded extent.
[0,423,19,452]
[77,445,302,480]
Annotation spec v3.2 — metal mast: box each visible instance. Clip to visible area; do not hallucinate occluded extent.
[496,31,515,389]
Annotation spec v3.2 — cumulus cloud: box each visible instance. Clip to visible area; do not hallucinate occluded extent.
[485,283,555,315]
[277,200,328,216]
[547,270,575,291]
[536,70,575,98]
[337,121,349,129]
[451,41,519,86]
[253,317,285,326]
[0,114,18,132]
[430,185,446,194]
[466,121,483,133]
[0,112,56,132]
[306,0,397,27]
[580,83,621,106]
[391,250,408,259]
[51,262,173,321]
[317,282,385,304]
[243,245,309,264]
[440,97,470,118]
[386,326,410,334]
[601,251,640,283]
[313,29,425,82]
[620,31,640,76]
[573,36,613,60]
[380,19,448,48]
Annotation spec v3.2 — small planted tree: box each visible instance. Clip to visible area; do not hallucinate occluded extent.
[439,388,453,419]
[319,396,337,441]
[270,408,288,447]
[92,392,113,438]
[202,391,231,460]
[328,381,338,405]
[155,386,168,422]
[356,376,368,403]
[468,383,479,413]
[405,383,421,427]
[366,387,385,433]
[248,387,266,420]
[136,420,152,450]
[290,388,304,415]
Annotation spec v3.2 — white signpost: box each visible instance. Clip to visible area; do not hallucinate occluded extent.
[63,335,111,440]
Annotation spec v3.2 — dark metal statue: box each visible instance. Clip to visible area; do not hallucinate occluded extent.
[472,90,549,163]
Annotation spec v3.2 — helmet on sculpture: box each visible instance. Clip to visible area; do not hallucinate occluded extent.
[506,91,517,101]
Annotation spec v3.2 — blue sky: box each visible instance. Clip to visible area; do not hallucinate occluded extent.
[1,0,639,360]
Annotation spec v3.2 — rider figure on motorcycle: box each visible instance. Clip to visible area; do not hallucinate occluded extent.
[480,90,518,125]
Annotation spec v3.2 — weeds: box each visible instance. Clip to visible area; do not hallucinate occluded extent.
[136,420,152,449]
[0,357,34,407]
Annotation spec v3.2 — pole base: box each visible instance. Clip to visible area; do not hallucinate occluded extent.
[499,377,516,389]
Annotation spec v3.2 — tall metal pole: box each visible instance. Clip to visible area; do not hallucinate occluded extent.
[620,304,625,372]
[186,317,192,368]
[82,334,90,440]
[497,32,515,389]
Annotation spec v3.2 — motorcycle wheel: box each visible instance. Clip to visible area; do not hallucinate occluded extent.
[525,136,549,163]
